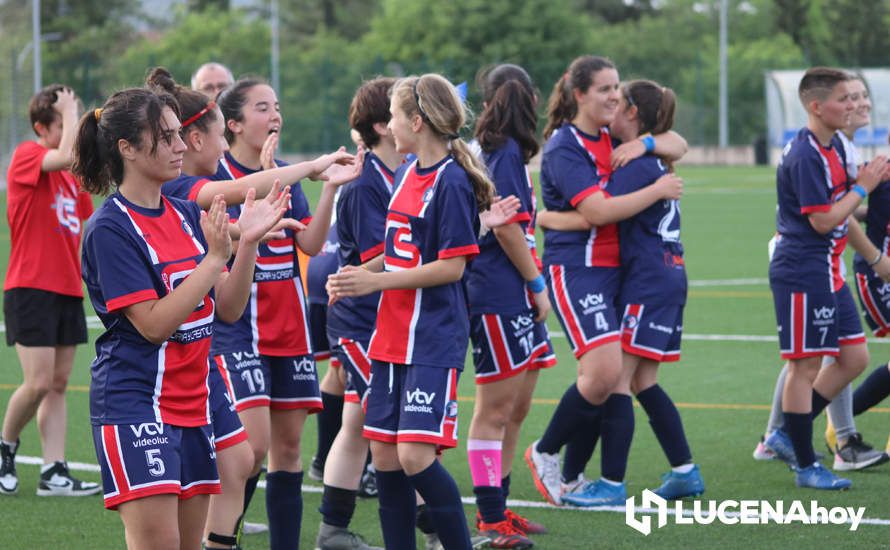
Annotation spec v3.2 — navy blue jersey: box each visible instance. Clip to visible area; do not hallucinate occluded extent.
[307,224,339,305]
[540,123,619,267]
[210,151,314,356]
[770,128,850,293]
[466,138,535,315]
[327,153,395,341]
[609,156,686,305]
[854,178,890,274]
[83,194,214,427]
[368,157,480,369]
[161,173,212,202]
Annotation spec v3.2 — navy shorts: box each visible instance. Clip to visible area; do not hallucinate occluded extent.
[93,422,219,510]
[334,337,373,406]
[855,270,890,337]
[208,366,247,451]
[546,264,621,358]
[529,321,557,370]
[772,283,864,360]
[214,351,322,413]
[308,302,333,361]
[619,303,683,362]
[471,312,550,383]
[363,362,460,450]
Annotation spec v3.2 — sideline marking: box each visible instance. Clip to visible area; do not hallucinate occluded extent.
[14,455,890,527]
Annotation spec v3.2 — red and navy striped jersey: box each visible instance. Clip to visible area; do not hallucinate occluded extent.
[82,194,214,427]
[540,123,619,267]
[854,176,890,275]
[327,152,396,342]
[466,137,536,315]
[368,156,480,369]
[161,173,213,203]
[609,155,687,305]
[209,151,314,356]
[771,128,850,293]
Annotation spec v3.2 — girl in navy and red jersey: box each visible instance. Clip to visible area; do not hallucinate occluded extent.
[144,68,357,549]
[74,87,288,549]
[463,64,551,549]
[525,56,686,507]
[314,76,400,550]
[211,77,362,549]
[328,74,492,550]
[1,84,98,497]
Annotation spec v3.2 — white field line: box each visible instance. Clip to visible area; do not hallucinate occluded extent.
[15,455,890,527]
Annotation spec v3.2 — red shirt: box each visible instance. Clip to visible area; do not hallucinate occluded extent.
[4,141,94,296]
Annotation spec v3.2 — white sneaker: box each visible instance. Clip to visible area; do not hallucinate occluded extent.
[36,461,101,497]
[753,436,776,461]
[561,473,589,497]
[524,439,562,505]
[0,440,18,495]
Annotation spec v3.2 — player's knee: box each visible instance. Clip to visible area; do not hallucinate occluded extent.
[23,377,52,400]
[510,398,532,424]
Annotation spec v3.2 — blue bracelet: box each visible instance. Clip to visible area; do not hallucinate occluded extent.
[641,134,655,153]
[527,274,546,294]
[852,184,867,199]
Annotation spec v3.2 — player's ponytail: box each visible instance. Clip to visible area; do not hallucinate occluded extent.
[475,64,539,162]
[544,55,615,139]
[72,88,180,196]
[393,75,494,212]
[623,79,677,169]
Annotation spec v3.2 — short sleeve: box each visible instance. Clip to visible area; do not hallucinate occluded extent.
[87,222,158,313]
[435,174,480,260]
[487,144,531,224]
[162,175,211,202]
[795,154,832,214]
[8,142,46,188]
[548,146,601,208]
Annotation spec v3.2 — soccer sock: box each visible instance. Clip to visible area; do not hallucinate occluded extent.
[376,469,417,549]
[826,384,857,443]
[766,366,788,434]
[409,461,471,550]
[636,384,692,467]
[241,471,261,524]
[784,411,816,467]
[501,473,511,501]
[318,484,358,528]
[538,383,601,454]
[468,439,504,524]
[853,364,890,416]
[316,391,344,468]
[811,389,830,419]
[562,410,601,482]
[265,471,303,550]
[600,394,634,483]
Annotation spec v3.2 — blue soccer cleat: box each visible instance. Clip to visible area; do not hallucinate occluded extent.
[795,462,851,490]
[560,478,626,507]
[652,464,705,500]
[764,428,799,467]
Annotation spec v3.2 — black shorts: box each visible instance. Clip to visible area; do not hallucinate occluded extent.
[4,288,88,347]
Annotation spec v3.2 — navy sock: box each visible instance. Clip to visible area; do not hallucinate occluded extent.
[265,471,303,550]
[636,384,692,467]
[853,364,890,416]
[600,394,634,482]
[316,391,344,468]
[784,411,815,467]
[500,473,511,500]
[562,409,601,482]
[474,485,504,524]
[409,461,471,550]
[538,383,600,454]
[376,469,417,550]
[811,389,830,419]
[319,484,357,528]
[242,471,261,519]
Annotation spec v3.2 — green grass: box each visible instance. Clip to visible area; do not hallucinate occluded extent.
[2,165,890,548]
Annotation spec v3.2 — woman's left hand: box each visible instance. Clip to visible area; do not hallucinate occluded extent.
[611,139,646,169]
[327,265,380,298]
[237,180,291,244]
[480,195,521,229]
[321,147,365,187]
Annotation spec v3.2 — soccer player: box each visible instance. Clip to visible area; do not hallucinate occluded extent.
[328,73,491,550]
[464,64,551,549]
[75,87,287,549]
[193,62,235,99]
[315,76,400,550]
[212,77,361,549]
[145,67,356,549]
[756,75,889,472]
[1,84,99,497]
[525,55,685,506]
[767,67,890,489]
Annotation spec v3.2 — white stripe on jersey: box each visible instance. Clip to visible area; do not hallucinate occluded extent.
[418,160,453,218]
[153,342,166,424]
[388,160,418,210]
[113,197,160,264]
[293,277,314,354]
[404,288,423,365]
[371,158,395,194]
[249,283,260,355]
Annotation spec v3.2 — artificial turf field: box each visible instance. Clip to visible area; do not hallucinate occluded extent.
[2,165,889,548]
